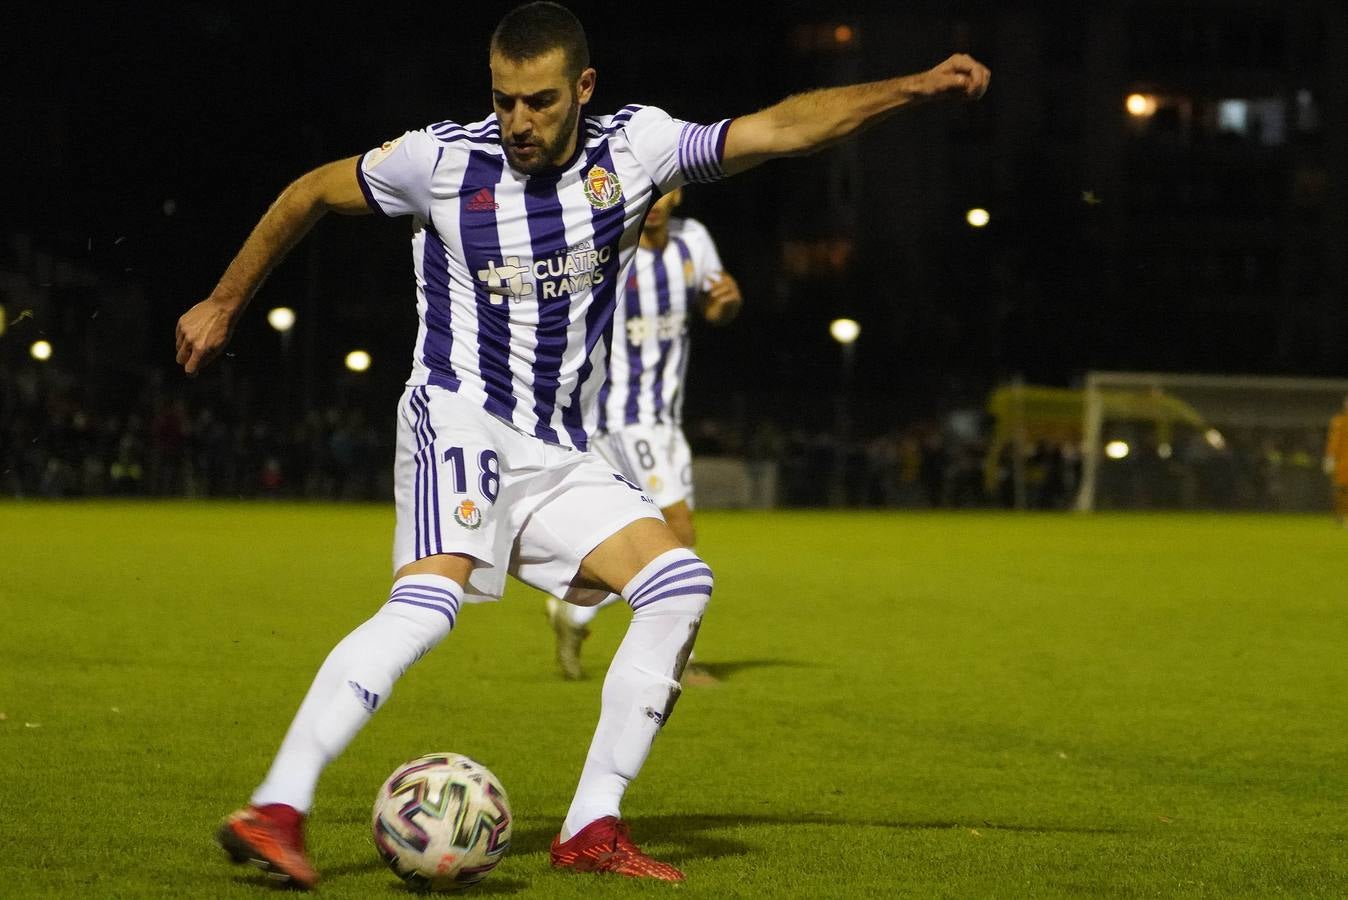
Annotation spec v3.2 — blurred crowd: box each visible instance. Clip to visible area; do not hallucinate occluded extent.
[1,363,390,500]
[687,419,1081,510]
[5,361,1031,508]
[4,362,1328,511]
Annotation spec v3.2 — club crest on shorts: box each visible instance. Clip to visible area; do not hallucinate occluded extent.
[454,499,483,530]
[582,165,623,209]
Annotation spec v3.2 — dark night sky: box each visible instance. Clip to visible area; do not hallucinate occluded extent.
[5,2,1341,427]
[7,2,863,417]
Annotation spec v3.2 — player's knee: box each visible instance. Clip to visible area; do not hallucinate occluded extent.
[625,547,713,618]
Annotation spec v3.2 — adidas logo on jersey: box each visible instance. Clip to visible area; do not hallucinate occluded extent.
[466,187,499,211]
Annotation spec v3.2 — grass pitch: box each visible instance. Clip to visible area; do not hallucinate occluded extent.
[2,504,1346,898]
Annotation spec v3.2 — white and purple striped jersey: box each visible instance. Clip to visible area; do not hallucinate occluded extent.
[356,105,730,451]
[599,218,723,430]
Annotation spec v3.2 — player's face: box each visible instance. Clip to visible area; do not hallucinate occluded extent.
[642,187,682,232]
[490,48,595,175]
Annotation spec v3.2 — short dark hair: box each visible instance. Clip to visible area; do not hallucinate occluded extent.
[491,2,590,79]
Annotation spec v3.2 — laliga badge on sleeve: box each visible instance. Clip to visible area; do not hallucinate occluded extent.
[366,135,405,169]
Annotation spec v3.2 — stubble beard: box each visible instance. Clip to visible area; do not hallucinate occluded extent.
[505,96,581,175]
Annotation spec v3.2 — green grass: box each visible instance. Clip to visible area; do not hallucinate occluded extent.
[2,504,1347,898]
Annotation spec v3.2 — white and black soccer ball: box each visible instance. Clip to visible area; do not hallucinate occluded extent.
[372,753,513,891]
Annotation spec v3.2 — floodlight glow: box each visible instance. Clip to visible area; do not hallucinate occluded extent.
[1126,93,1157,117]
[345,350,372,372]
[1157,442,1173,460]
[30,340,52,362]
[966,207,991,228]
[1205,429,1226,450]
[829,318,861,345]
[834,24,854,44]
[1104,440,1130,460]
[267,307,296,333]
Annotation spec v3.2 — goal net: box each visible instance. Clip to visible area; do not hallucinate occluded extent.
[1075,371,1348,512]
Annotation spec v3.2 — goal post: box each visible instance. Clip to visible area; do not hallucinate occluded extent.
[1075,371,1348,512]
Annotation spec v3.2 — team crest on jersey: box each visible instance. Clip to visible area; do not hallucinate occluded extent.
[647,475,663,493]
[582,165,623,209]
[453,499,483,530]
[683,259,695,282]
[365,136,404,169]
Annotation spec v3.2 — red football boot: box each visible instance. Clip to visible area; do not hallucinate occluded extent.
[216,803,319,889]
[550,816,685,882]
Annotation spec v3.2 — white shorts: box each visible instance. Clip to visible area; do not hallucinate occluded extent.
[392,386,662,604]
[592,423,694,510]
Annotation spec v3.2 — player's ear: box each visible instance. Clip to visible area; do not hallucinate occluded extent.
[575,67,596,106]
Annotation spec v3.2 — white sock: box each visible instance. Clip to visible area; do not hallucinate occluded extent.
[562,549,712,839]
[567,592,624,628]
[251,575,461,812]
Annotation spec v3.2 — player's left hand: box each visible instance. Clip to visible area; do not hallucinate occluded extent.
[703,273,742,325]
[911,54,991,102]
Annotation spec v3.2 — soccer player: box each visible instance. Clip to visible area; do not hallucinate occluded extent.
[175,2,989,887]
[1324,395,1348,525]
[546,188,740,681]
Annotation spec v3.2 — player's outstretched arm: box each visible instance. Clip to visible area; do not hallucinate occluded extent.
[175,156,370,375]
[700,272,742,326]
[721,54,990,176]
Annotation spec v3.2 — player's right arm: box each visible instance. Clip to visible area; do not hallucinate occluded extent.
[175,156,371,375]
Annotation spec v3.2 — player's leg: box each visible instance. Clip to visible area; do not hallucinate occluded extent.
[1335,484,1348,526]
[220,552,471,887]
[541,429,649,680]
[511,456,710,880]
[218,387,506,888]
[545,592,622,680]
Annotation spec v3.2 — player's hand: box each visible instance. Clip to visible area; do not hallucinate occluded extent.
[175,297,239,375]
[909,54,991,102]
[703,273,742,325]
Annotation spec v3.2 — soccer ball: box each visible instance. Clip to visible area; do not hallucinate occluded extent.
[372,753,513,891]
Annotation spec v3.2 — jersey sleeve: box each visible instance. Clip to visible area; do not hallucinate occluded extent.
[624,106,732,193]
[355,129,440,219]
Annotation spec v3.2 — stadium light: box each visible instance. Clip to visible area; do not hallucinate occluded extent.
[966,207,991,228]
[1104,440,1130,460]
[1126,93,1157,118]
[1205,429,1226,450]
[829,318,860,345]
[345,349,372,373]
[1157,442,1173,460]
[833,24,854,44]
[267,307,296,333]
[30,340,52,362]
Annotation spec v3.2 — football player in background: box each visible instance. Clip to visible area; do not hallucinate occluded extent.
[548,187,740,682]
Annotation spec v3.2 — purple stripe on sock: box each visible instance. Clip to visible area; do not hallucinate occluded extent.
[629,567,712,605]
[630,583,714,611]
[627,557,705,601]
[389,589,461,608]
[389,586,460,602]
[389,597,458,625]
